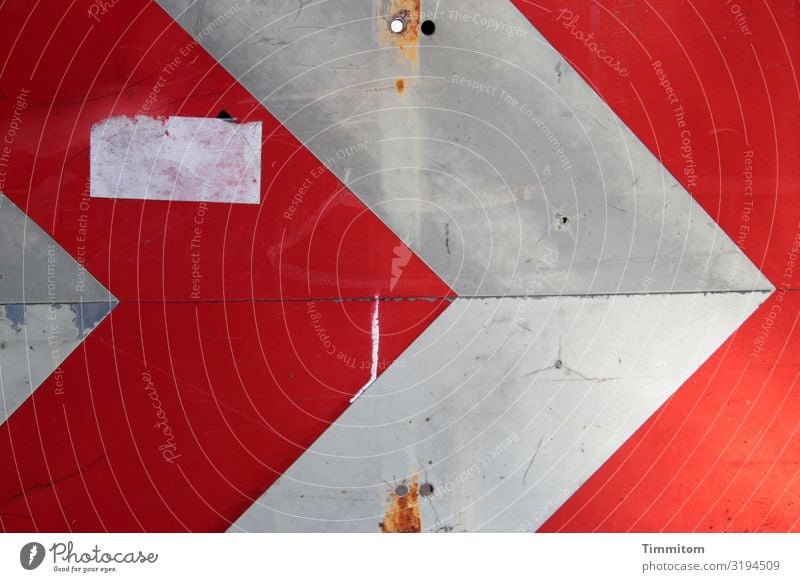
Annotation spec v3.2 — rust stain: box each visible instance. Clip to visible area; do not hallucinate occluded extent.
[380,474,421,533]
[395,78,405,94]
[377,0,421,65]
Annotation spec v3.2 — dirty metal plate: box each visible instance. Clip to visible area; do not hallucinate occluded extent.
[231,291,769,532]
[156,0,769,297]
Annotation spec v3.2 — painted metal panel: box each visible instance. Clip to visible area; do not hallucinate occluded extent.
[0,0,796,534]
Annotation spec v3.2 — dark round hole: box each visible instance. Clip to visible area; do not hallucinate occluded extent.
[555,359,563,369]
[395,484,409,497]
[560,216,569,224]
[421,20,436,35]
[420,483,435,497]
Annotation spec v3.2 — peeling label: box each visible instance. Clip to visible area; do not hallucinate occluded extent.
[90,116,261,204]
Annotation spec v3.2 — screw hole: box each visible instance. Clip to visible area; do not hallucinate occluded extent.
[421,20,436,35]
[394,484,409,497]
[420,483,435,497]
[560,216,569,225]
[555,359,563,369]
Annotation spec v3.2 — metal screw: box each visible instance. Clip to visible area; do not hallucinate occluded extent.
[390,18,406,34]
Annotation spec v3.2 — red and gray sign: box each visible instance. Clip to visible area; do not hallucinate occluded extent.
[0,0,798,533]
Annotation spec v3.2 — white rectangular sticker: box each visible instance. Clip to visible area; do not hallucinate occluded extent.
[90,115,261,204]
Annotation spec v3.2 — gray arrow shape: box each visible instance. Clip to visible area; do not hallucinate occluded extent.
[0,194,116,425]
[158,0,770,297]
[152,0,773,531]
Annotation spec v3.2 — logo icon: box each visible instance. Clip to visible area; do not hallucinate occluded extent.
[19,542,45,570]
[390,236,413,292]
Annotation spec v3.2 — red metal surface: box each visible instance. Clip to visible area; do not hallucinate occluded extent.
[0,0,452,531]
[513,0,800,532]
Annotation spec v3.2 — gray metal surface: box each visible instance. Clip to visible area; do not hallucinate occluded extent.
[232,291,769,532]
[0,194,115,424]
[157,0,770,297]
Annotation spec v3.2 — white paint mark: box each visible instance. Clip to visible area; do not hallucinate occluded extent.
[90,115,261,204]
[349,296,380,403]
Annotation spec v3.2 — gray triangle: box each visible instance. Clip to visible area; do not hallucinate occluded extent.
[0,193,115,303]
[0,193,116,425]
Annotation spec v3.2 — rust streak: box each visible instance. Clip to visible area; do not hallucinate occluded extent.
[378,0,421,65]
[395,78,405,94]
[380,474,421,533]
